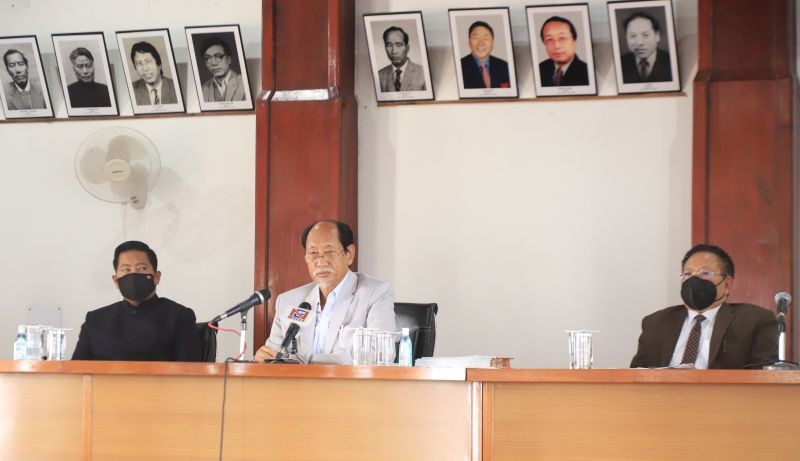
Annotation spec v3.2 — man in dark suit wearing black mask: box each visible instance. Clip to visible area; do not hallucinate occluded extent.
[72,241,201,361]
[631,244,777,369]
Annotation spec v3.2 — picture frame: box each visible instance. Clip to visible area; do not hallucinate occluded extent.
[0,35,54,119]
[527,4,597,97]
[608,0,681,94]
[363,11,434,103]
[185,24,253,112]
[115,29,185,114]
[449,7,518,99]
[52,32,118,117]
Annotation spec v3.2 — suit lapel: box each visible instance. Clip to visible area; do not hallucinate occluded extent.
[661,308,687,365]
[709,304,733,365]
[323,272,357,353]
[226,73,240,101]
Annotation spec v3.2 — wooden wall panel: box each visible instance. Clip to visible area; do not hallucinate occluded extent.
[254,0,357,348]
[693,0,797,356]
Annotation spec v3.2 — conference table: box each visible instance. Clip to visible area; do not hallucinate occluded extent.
[1,361,798,460]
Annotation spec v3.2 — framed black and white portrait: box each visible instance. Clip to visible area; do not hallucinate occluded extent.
[527,4,597,97]
[364,12,434,103]
[185,25,253,112]
[52,32,118,117]
[0,35,54,119]
[449,8,518,99]
[608,0,680,94]
[115,29,185,114]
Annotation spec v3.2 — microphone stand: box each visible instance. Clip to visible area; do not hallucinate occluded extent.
[763,314,800,370]
[239,311,248,359]
[268,339,305,364]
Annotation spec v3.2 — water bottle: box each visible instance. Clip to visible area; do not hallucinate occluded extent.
[13,325,27,360]
[398,327,413,367]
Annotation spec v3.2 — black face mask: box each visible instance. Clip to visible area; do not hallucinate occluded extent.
[680,276,725,310]
[117,273,156,302]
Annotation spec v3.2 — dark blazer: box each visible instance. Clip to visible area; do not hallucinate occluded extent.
[72,296,201,362]
[539,56,590,87]
[621,48,672,83]
[630,303,778,369]
[460,54,510,89]
[67,80,112,108]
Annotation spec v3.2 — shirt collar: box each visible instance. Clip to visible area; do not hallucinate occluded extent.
[472,55,489,71]
[214,70,232,87]
[318,270,353,311]
[14,80,31,93]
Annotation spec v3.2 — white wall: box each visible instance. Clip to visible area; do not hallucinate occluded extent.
[0,0,261,360]
[0,0,699,368]
[356,0,697,368]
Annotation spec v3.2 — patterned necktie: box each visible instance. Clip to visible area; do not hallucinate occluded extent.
[394,69,402,91]
[481,62,491,88]
[151,88,160,105]
[554,67,564,86]
[638,59,649,80]
[681,314,706,364]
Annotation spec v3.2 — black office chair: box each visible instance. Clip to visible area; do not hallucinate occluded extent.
[394,302,438,360]
[195,322,218,362]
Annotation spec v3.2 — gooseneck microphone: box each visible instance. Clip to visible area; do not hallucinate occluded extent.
[211,289,271,323]
[274,302,314,361]
[775,292,792,328]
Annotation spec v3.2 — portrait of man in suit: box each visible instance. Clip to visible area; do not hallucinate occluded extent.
[377,26,426,92]
[66,47,112,108]
[129,41,177,106]
[199,36,245,102]
[459,20,510,89]
[3,48,46,110]
[620,11,672,83]
[538,16,589,87]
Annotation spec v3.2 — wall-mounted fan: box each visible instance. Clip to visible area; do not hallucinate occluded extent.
[75,127,161,210]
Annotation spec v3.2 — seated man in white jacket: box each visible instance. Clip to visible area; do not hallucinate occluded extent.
[254,220,396,364]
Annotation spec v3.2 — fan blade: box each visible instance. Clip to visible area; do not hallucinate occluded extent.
[107,134,147,162]
[79,146,110,185]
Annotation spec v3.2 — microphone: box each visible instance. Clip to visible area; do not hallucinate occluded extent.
[274,302,314,361]
[211,289,270,323]
[775,292,792,315]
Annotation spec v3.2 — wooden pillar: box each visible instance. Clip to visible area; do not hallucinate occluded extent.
[253,0,357,348]
[693,0,798,357]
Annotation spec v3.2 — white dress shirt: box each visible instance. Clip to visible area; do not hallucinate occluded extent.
[669,305,722,369]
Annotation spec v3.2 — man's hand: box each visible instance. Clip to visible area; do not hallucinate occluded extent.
[254,345,277,362]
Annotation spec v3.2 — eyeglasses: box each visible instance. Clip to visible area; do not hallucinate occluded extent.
[204,53,227,63]
[304,250,344,262]
[679,271,726,282]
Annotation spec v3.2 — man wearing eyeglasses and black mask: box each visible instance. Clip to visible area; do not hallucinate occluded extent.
[631,244,777,369]
[254,220,396,364]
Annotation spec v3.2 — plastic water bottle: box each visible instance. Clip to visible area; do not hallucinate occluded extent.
[398,327,413,367]
[13,325,27,360]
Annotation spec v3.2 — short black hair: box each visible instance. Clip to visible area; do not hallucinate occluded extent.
[69,47,94,63]
[540,16,577,41]
[201,36,232,57]
[382,26,409,45]
[301,220,355,250]
[468,20,494,38]
[130,41,162,67]
[3,49,27,67]
[623,11,661,34]
[114,240,158,271]
[681,244,734,277]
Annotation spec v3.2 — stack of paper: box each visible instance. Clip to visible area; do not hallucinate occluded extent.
[415,356,512,369]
